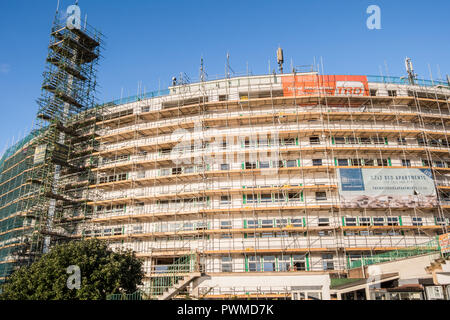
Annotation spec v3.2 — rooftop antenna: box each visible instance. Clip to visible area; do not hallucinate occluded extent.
[405,57,417,85]
[447,75,450,87]
[277,46,284,74]
[84,14,88,30]
[226,52,234,79]
[200,57,207,82]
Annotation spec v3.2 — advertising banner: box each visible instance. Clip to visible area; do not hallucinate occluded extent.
[439,233,450,254]
[33,144,47,165]
[281,74,369,97]
[338,168,437,208]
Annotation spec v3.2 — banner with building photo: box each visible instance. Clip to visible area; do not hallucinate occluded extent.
[439,233,450,254]
[338,168,438,208]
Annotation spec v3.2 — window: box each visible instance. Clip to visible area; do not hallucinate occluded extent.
[373,217,385,226]
[318,218,330,227]
[322,254,334,270]
[273,160,284,168]
[370,89,378,97]
[248,256,261,272]
[313,159,323,166]
[263,256,276,272]
[219,94,228,101]
[435,217,447,226]
[387,217,399,226]
[284,138,296,146]
[274,193,285,202]
[288,193,301,202]
[310,136,320,145]
[221,163,230,170]
[259,161,270,169]
[160,168,170,176]
[376,158,388,167]
[359,217,371,226]
[348,137,358,145]
[338,159,348,166]
[360,137,372,144]
[286,160,297,168]
[172,167,182,175]
[133,225,143,234]
[351,159,362,166]
[183,223,194,231]
[388,90,397,97]
[245,162,257,169]
[335,137,346,145]
[278,256,290,271]
[364,159,374,166]
[221,257,233,272]
[315,192,327,201]
[258,138,269,147]
[220,221,232,230]
[398,138,407,145]
[220,195,231,204]
[246,194,257,204]
[402,159,411,167]
[185,166,194,174]
[292,255,306,271]
[247,220,258,229]
[434,161,444,168]
[113,227,123,235]
[291,219,303,227]
[345,217,357,226]
[261,219,273,228]
[412,217,423,226]
[429,139,441,147]
[261,194,272,203]
[373,137,385,145]
[276,219,288,228]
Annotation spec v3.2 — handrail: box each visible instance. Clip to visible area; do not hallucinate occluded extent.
[347,238,440,269]
[106,252,199,300]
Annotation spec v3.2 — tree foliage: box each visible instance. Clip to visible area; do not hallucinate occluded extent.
[0,239,143,300]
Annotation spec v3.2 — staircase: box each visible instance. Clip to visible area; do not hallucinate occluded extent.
[157,272,201,300]
[107,253,203,300]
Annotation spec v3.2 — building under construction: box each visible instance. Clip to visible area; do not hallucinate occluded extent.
[1,4,450,300]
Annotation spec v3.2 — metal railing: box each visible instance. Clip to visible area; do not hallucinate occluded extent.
[347,238,440,269]
[106,253,199,300]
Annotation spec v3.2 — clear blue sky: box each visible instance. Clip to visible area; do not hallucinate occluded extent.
[0,0,449,152]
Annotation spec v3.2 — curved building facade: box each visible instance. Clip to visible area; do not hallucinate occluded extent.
[84,73,450,298]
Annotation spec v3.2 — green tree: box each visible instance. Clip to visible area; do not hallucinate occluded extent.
[0,239,143,300]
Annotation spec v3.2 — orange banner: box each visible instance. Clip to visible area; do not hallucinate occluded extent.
[282,75,369,97]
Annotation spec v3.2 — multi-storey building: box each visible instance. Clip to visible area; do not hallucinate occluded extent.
[83,73,450,299]
[1,3,450,300]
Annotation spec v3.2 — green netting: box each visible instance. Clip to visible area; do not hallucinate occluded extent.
[347,238,440,269]
[367,75,449,88]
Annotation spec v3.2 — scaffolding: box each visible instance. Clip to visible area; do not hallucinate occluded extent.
[83,70,450,298]
[0,10,104,282]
